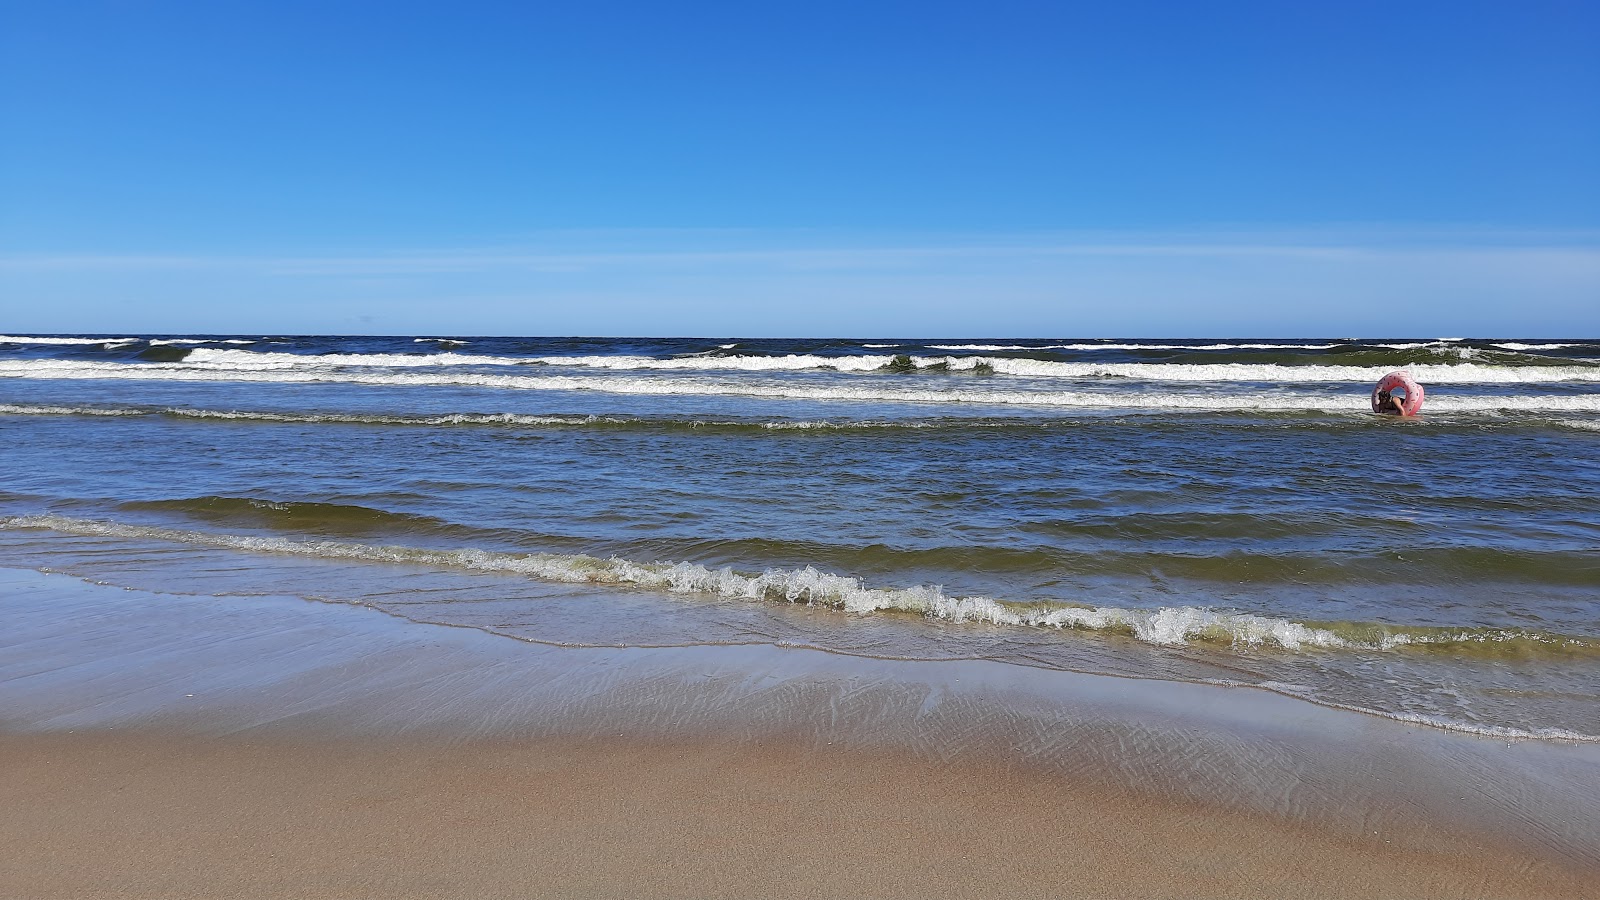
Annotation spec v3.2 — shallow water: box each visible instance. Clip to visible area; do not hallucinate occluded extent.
[2,334,1597,738]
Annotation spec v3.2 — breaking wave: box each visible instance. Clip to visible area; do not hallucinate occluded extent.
[927,342,1345,351]
[8,348,1600,385]
[5,513,1595,661]
[0,335,141,345]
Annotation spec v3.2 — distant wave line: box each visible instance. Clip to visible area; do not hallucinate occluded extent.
[175,347,1600,381]
[8,352,1600,385]
[927,342,1345,351]
[5,402,1600,429]
[0,335,141,345]
[6,368,1600,412]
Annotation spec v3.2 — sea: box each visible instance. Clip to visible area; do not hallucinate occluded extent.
[2,334,1596,741]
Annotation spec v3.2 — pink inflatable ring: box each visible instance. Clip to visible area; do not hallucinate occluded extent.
[1372,371,1424,416]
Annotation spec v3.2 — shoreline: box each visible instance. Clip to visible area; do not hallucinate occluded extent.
[4,567,1598,897]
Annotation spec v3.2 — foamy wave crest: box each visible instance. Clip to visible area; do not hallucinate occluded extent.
[7,360,1600,412]
[148,338,256,346]
[941,358,1600,383]
[0,403,145,417]
[927,342,1342,351]
[0,513,1349,650]
[184,348,528,368]
[415,353,1600,383]
[1492,342,1593,352]
[0,335,140,345]
[14,348,1600,384]
[1427,396,1600,413]
[6,513,1564,658]
[534,353,898,372]
[116,349,1600,379]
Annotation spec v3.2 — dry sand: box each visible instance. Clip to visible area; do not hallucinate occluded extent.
[2,568,1596,898]
[5,731,1591,900]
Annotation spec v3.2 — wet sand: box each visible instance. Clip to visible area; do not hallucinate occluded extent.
[3,568,1597,898]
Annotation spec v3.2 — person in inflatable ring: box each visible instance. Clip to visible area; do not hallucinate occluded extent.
[1375,388,1411,416]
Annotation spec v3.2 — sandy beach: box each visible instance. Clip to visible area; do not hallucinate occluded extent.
[3,567,1596,899]
[8,731,1591,900]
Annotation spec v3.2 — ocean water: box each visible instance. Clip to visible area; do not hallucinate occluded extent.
[2,334,1597,740]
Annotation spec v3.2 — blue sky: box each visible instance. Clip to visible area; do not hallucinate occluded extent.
[2,1,1596,335]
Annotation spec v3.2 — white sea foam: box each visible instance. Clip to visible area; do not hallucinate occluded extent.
[0,403,143,417]
[148,338,255,345]
[908,357,1598,383]
[927,342,1342,351]
[527,353,896,372]
[0,335,140,345]
[1492,342,1589,352]
[14,513,1584,662]
[184,348,528,368]
[0,513,1358,653]
[1247,682,1600,742]
[1341,710,1597,742]
[87,348,1600,384]
[1369,341,1477,351]
[6,359,1600,411]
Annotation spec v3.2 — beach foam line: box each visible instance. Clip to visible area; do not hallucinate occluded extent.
[1242,681,1600,742]
[5,514,1596,661]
